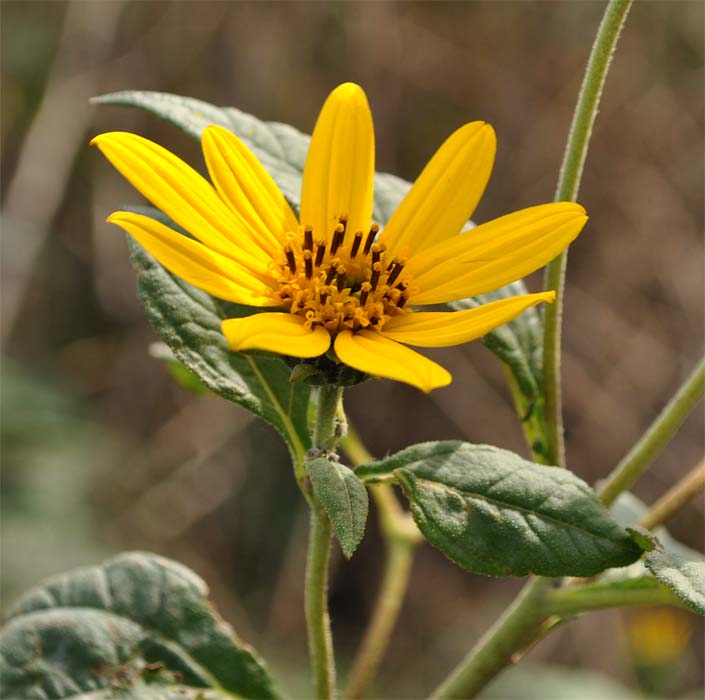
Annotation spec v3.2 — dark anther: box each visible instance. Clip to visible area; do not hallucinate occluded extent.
[304,251,313,279]
[320,290,328,305]
[315,241,326,267]
[371,246,381,266]
[350,231,363,258]
[363,224,379,255]
[304,226,314,251]
[370,263,381,291]
[386,261,404,286]
[397,294,409,308]
[325,265,337,285]
[331,224,345,255]
[335,266,346,292]
[359,282,372,307]
[284,246,296,273]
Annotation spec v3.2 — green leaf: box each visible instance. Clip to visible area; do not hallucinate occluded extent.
[644,544,705,616]
[126,211,312,466]
[449,282,549,462]
[306,457,369,558]
[357,441,642,577]
[0,552,280,700]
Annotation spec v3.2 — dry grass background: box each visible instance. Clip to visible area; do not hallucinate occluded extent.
[2,2,703,698]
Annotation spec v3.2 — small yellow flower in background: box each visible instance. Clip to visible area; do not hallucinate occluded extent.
[92,83,587,392]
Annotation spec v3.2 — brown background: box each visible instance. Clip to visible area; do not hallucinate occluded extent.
[2,2,703,698]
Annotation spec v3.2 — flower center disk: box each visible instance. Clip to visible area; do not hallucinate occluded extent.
[271,217,412,333]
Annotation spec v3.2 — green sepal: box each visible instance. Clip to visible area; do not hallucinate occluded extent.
[357,441,642,577]
[306,457,369,558]
[0,552,280,700]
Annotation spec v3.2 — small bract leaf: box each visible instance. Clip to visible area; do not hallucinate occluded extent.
[0,552,280,700]
[645,544,705,616]
[359,441,642,577]
[307,457,369,558]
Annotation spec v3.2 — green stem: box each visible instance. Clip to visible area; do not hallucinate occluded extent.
[304,384,344,699]
[637,458,705,531]
[599,356,705,507]
[314,385,344,452]
[306,503,336,699]
[432,578,550,699]
[340,427,422,699]
[543,0,633,467]
[543,581,686,616]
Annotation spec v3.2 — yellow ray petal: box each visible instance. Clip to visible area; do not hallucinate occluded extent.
[381,292,555,347]
[334,330,451,393]
[300,83,374,246]
[409,203,588,305]
[91,132,270,270]
[380,122,496,260]
[221,313,331,358]
[201,125,299,250]
[108,211,276,306]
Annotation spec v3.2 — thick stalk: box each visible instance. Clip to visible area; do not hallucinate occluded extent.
[305,384,344,699]
[432,578,550,699]
[543,0,633,467]
[638,458,705,531]
[599,356,705,507]
[306,503,336,699]
[340,427,422,699]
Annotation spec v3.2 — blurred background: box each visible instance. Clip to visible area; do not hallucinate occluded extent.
[2,1,703,698]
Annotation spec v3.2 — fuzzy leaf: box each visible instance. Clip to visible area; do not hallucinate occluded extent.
[126,208,311,464]
[307,457,369,558]
[357,441,642,577]
[645,544,705,616]
[0,552,279,700]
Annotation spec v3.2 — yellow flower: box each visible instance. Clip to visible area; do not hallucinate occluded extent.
[92,83,587,393]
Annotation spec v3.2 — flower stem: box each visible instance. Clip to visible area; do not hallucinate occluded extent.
[306,502,336,699]
[638,458,705,531]
[543,0,633,467]
[314,385,344,452]
[599,356,705,507]
[305,384,344,699]
[340,426,422,699]
[432,577,550,699]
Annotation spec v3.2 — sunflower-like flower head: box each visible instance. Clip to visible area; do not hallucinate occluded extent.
[92,83,587,392]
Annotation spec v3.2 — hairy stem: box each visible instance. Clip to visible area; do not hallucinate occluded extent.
[599,356,705,507]
[305,384,344,699]
[638,458,705,531]
[306,503,336,699]
[340,427,422,699]
[543,0,633,467]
